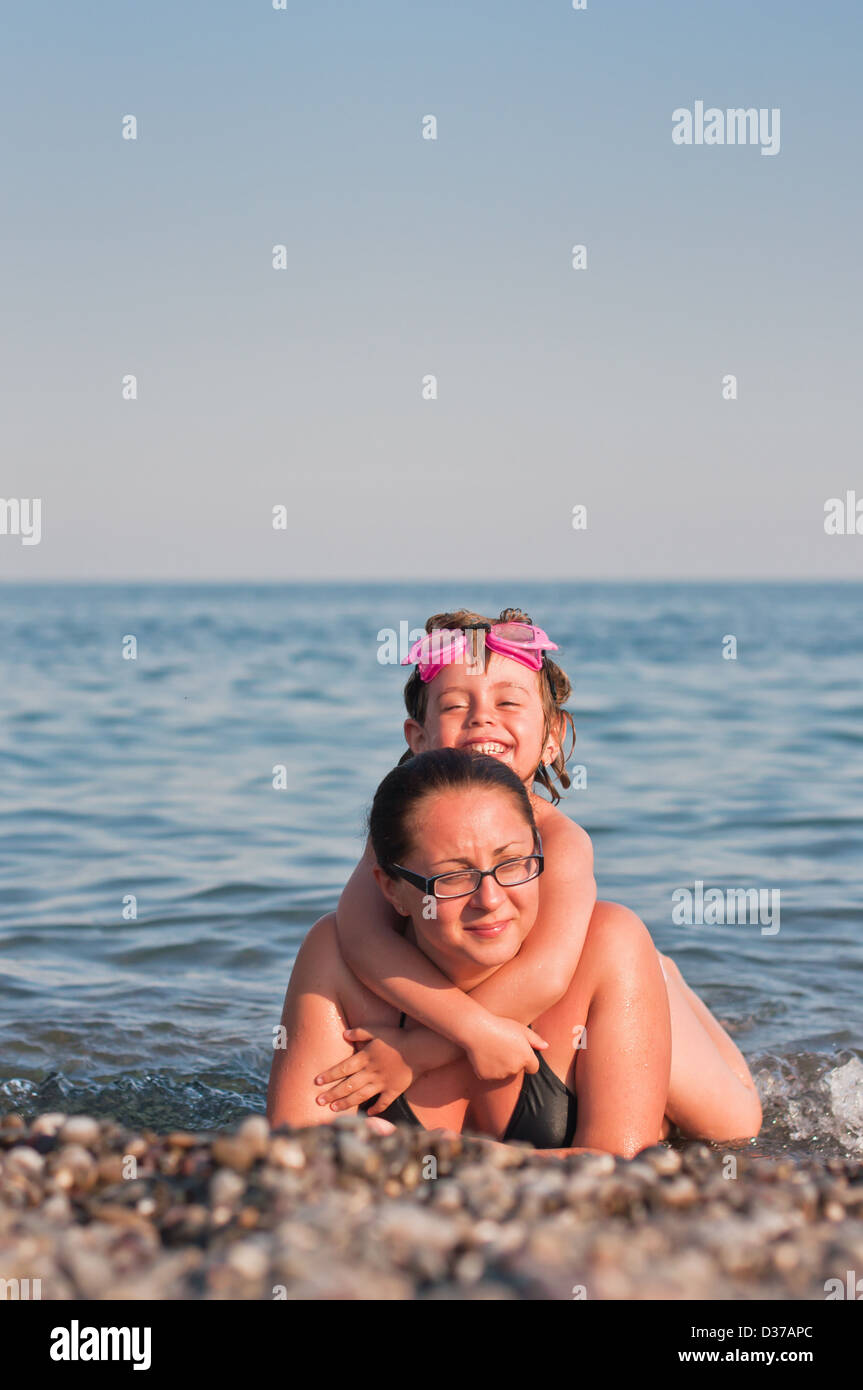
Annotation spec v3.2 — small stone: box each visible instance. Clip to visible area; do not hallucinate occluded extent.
[93,1204,158,1237]
[773,1244,800,1272]
[212,1136,256,1173]
[268,1137,306,1170]
[210,1168,246,1207]
[337,1133,380,1177]
[643,1146,682,1177]
[5,1145,45,1176]
[50,1144,96,1192]
[165,1131,203,1149]
[399,1160,421,1189]
[64,1249,114,1298]
[31,1113,67,1137]
[624,1160,658,1185]
[41,1192,72,1223]
[574,1152,616,1178]
[431,1184,463,1214]
[226,1240,270,1280]
[123,1137,150,1159]
[376,1202,462,1255]
[160,1204,209,1246]
[97,1154,127,1184]
[1,1173,42,1208]
[59,1116,101,1148]
[454,1251,485,1285]
[237,1115,270,1158]
[660,1176,699,1209]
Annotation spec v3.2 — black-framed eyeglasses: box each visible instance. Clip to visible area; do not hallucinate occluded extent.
[388,831,544,900]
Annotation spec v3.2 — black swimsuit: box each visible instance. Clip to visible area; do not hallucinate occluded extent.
[360,1012,578,1149]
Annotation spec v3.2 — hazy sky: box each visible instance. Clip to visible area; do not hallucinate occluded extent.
[1,1,861,580]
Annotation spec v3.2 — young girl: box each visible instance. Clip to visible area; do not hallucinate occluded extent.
[317,607,761,1142]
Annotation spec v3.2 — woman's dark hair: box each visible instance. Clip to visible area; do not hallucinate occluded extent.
[400,606,576,804]
[369,747,537,876]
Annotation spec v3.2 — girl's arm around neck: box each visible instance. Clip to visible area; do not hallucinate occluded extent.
[334,836,492,1052]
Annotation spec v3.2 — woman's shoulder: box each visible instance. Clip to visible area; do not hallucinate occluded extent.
[288,914,344,992]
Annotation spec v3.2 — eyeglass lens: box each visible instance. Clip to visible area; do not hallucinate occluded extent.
[434,856,540,898]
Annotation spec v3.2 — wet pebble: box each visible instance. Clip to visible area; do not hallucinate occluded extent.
[2,1109,862,1301]
[58,1116,102,1148]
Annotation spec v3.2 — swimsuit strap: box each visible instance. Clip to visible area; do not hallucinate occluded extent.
[398,1011,407,1029]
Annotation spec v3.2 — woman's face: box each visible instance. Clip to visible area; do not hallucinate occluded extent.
[375,787,540,986]
[404,652,559,789]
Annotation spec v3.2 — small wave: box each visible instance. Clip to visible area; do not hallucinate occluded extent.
[0,1071,262,1132]
[2,1051,861,1152]
[754,1051,863,1158]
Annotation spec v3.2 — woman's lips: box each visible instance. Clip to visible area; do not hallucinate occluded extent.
[464,920,512,939]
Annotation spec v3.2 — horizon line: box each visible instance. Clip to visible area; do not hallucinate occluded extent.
[1,576,861,587]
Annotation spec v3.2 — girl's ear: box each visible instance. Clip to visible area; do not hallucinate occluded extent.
[403,717,428,754]
[545,711,567,764]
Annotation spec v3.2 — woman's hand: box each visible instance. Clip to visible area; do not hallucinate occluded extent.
[314,1026,417,1116]
[463,1015,548,1081]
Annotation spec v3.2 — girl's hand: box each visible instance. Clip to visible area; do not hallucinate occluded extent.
[464,1015,548,1081]
[314,1026,417,1116]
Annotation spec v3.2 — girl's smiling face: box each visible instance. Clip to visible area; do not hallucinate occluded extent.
[404,651,559,789]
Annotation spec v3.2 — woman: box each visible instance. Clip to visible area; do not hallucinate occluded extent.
[267,748,674,1158]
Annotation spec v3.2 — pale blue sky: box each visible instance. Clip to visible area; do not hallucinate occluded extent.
[1,1,861,579]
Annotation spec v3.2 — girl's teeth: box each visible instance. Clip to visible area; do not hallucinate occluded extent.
[474,743,507,754]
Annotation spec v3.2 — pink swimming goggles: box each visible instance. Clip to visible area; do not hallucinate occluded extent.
[401,622,560,684]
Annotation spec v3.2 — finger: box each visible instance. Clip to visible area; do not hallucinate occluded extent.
[317,1074,377,1105]
[329,1082,381,1112]
[343,1028,373,1041]
[522,1050,540,1074]
[314,1052,367,1086]
[367,1088,400,1116]
[526,1029,549,1048]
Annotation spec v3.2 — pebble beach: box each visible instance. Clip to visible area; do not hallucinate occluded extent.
[2,1110,862,1301]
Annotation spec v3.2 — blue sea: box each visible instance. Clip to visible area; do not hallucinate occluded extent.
[1,582,861,1158]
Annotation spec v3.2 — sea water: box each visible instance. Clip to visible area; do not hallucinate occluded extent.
[0,581,860,1157]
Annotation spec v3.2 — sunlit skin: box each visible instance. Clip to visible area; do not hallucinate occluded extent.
[324,646,599,1101]
[267,785,673,1157]
[374,790,541,986]
[325,645,763,1141]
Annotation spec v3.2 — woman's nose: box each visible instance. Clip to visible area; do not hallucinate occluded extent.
[471,873,504,909]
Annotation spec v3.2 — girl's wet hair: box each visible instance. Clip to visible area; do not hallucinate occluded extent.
[400,606,576,804]
[369,747,537,877]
